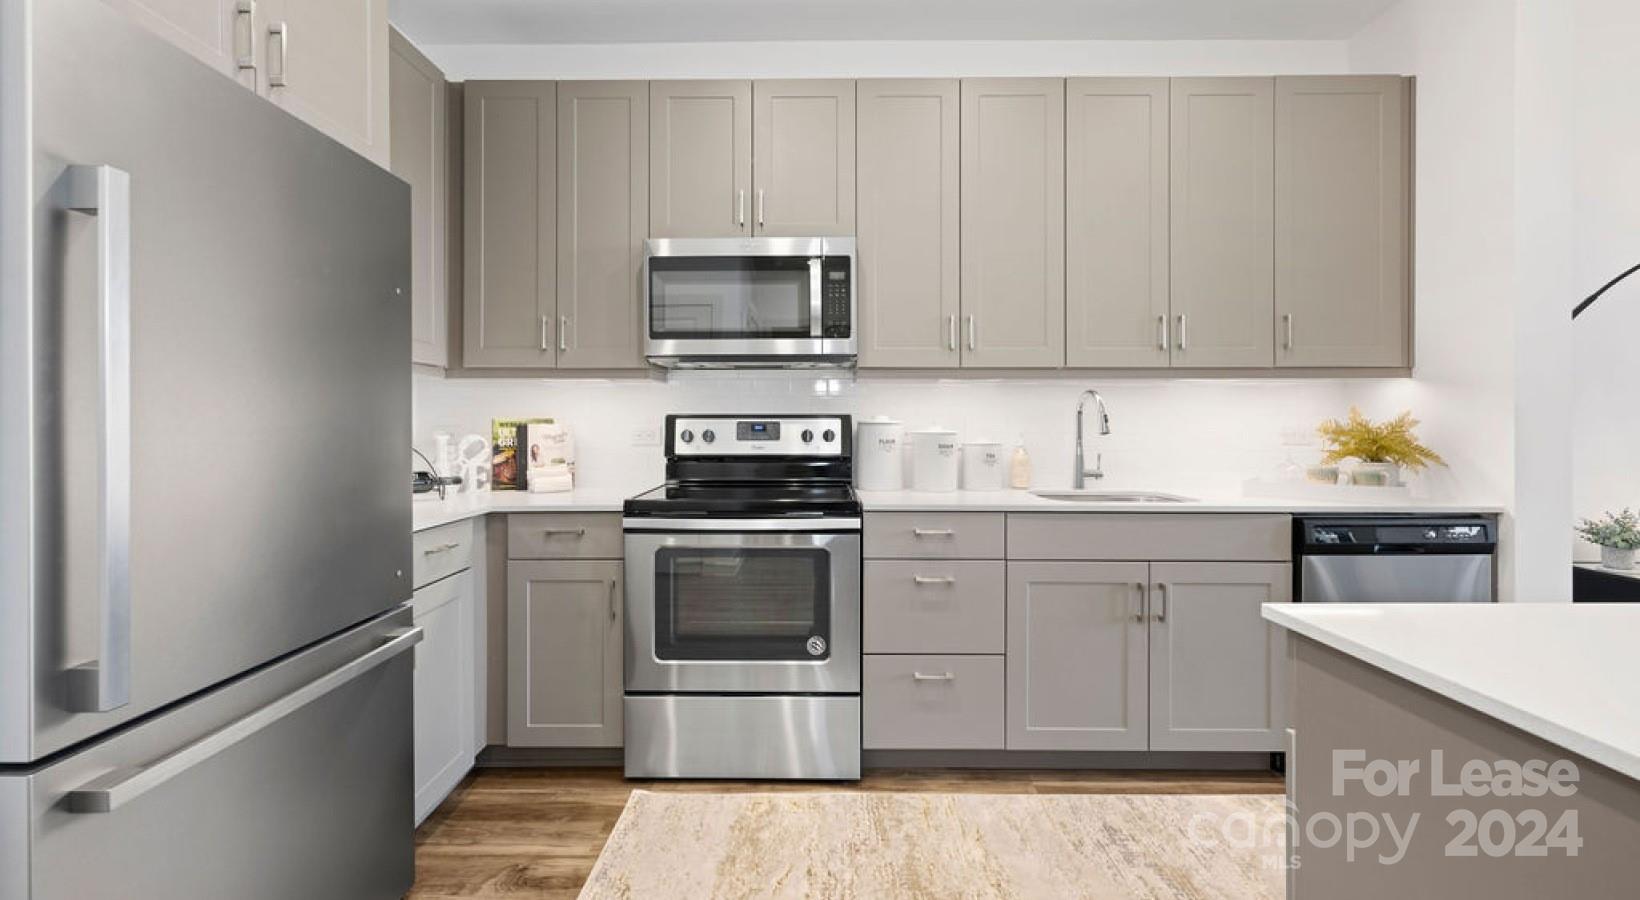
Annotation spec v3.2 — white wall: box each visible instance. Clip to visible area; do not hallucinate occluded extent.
[421,39,1348,81]
[1571,0,1640,558]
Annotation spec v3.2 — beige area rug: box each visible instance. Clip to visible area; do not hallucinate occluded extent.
[579,791,1285,899]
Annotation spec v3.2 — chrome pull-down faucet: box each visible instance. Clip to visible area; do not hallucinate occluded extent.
[1073,390,1111,489]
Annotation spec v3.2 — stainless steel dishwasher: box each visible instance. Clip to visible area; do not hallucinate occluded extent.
[1295,517,1497,603]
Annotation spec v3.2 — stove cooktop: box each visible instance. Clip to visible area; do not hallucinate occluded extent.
[623,481,861,519]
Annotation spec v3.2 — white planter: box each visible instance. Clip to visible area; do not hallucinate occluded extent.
[1349,462,1402,487]
[1601,546,1636,571]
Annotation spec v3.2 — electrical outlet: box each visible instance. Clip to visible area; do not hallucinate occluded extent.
[630,427,660,447]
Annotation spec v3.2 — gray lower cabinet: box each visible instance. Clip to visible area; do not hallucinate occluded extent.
[1005,562,1150,751]
[389,30,449,368]
[856,79,961,368]
[1148,562,1291,751]
[412,569,474,824]
[1065,78,1171,368]
[1169,77,1275,368]
[1275,76,1410,368]
[863,655,1005,750]
[959,78,1066,368]
[649,80,752,238]
[863,560,1005,655]
[463,80,557,367]
[557,81,648,368]
[506,559,623,747]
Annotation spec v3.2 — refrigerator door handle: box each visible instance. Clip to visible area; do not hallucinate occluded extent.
[63,165,134,714]
[64,626,423,813]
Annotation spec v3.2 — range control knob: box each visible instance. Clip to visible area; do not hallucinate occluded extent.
[822,429,836,443]
[701,429,716,444]
[801,429,815,443]
[679,429,694,444]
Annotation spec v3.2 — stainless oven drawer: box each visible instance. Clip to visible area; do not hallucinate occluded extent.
[624,528,861,694]
[625,694,860,780]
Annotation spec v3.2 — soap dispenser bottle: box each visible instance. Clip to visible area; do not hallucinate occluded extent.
[1009,436,1032,490]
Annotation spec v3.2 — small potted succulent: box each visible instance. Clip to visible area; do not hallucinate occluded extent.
[1316,408,1446,486]
[1577,508,1640,571]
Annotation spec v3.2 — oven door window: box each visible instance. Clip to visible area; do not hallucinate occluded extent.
[654,547,831,661]
[649,256,816,339]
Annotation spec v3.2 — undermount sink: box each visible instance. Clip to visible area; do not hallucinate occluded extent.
[1030,490,1197,503]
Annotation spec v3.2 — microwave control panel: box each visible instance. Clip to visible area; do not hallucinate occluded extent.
[821,257,852,339]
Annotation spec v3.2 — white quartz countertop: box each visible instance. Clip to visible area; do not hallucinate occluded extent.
[855,489,1504,515]
[415,486,1503,531]
[1263,603,1640,782]
[412,489,632,531]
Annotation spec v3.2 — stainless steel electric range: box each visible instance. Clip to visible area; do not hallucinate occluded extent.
[622,415,861,780]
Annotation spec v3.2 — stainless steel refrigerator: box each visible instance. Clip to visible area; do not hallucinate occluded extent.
[0,1,415,897]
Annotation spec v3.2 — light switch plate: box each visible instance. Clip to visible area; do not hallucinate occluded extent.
[630,427,660,447]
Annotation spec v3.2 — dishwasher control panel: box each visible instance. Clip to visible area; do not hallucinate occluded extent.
[1309,522,1492,547]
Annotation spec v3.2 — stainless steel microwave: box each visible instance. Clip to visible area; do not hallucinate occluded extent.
[644,237,856,368]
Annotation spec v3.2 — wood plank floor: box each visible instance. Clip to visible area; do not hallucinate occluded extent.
[409,767,1283,899]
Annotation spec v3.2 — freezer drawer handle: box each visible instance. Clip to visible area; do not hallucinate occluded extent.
[62,165,133,714]
[64,626,423,814]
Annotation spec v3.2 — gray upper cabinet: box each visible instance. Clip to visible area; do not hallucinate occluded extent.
[557,81,649,369]
[649,80,752,238]
[507,560,624,748]
[1148,562,1290,751]
[389,30,448,368]
[463,81,557,367]
[105,0,246,84]
[1170,78,1275,368]
[257,0,391,168]
[1066,78,1170,368]
[752,80,856,236]
[1006,561,1149,751]
[1275,76,1410,368]
[960,79,1066,368]
[856,79,961,368]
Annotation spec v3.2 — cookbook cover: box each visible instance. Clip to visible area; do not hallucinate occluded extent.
[491,417,553,490]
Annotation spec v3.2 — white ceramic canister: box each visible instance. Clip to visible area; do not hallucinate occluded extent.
[855,417,905,491]
[961,440,1006,491]
[909,427,960,492]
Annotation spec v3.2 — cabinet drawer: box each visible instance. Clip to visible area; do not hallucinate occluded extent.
[864,513,1005,559]
[864,561,1004,654]
[1007,514,1291,562]
[413,520,474,589]
[863,655,1005,750]
[507,513,623,559]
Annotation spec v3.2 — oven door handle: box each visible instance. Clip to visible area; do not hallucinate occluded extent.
[623,517,860,533]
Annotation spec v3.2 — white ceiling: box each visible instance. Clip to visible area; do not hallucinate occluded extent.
[388,0,1401,45]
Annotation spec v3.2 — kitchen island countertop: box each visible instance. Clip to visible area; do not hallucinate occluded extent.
[1264,603,1640,782]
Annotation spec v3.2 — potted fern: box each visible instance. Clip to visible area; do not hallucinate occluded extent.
[1577,509,1640,571]
[1316,408,1446,486]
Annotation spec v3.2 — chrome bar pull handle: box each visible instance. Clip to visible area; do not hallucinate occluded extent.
[947,314,957,352]
[1283,313,1295,351]
[912,671,955,682]
[267,21,289,88]
[65,627,422,812]
[756,189,765,227]
[540,315,549,351]
[609,579,619,622]
[1176,314,1187,351]
[63,165,133,714]
[234,1,257,72]
[912,575,956,586]
[559,316,568,353]
[736,189,745,227]
[1134,583,1147,622]
[1154,583,1168,621]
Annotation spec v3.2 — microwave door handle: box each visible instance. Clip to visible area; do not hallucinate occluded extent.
[809,257,823,338]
